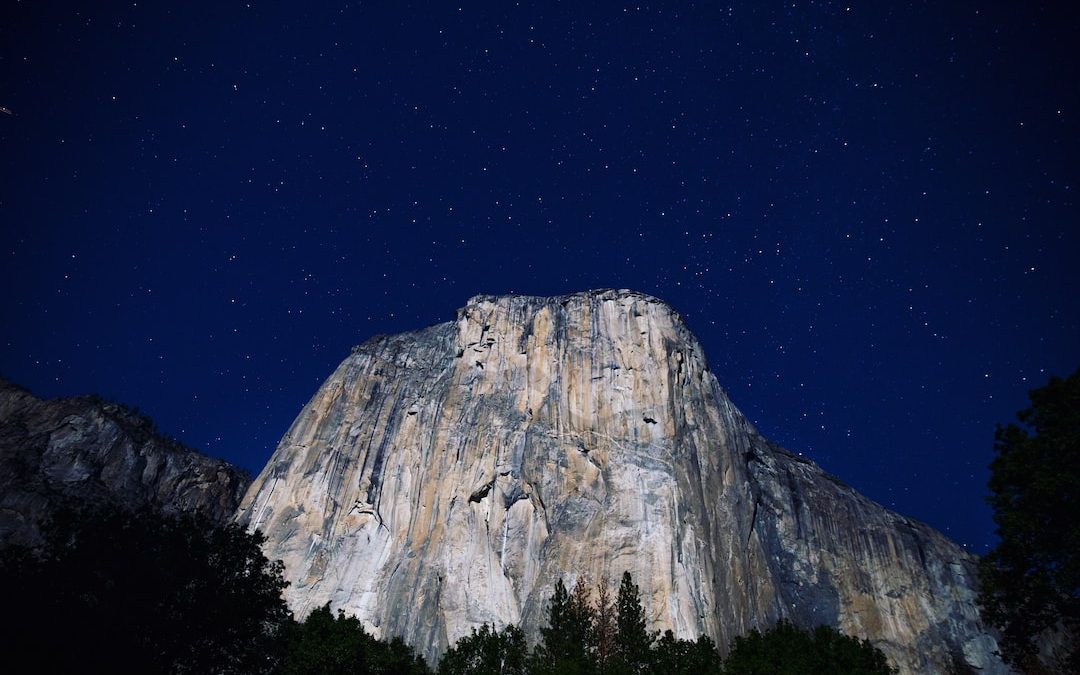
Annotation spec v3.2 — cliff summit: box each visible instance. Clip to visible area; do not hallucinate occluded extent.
[237,290,1009,674]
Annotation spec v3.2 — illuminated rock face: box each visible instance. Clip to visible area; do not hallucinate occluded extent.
[237,290,1010,674]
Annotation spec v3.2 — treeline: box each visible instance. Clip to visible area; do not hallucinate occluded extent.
[436,573,895,675]
[0,503,895,674]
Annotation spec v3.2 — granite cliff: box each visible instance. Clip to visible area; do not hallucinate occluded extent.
[0,379,250,544]
[237,290,1008,674]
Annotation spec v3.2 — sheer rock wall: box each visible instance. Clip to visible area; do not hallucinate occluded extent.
[237,290,1008,674]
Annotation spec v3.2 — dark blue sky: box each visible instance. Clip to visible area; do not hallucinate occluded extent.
[2,1,1076,553]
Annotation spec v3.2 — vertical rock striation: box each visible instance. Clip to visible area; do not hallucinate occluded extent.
[0,379,250,544]
[237,290,1008,674]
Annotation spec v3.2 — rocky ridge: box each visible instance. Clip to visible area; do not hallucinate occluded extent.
[236,289,1008,674]
[0,379,250,544]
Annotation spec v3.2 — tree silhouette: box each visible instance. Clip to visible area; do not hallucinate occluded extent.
[531,577,597,675]
[279,603,430,675]
[614,572,654,675]
[1,501,292,674]
[721,620,895,675]
[278,604,373,675]
[594,579,617,674]
[978,366,1080,672]
[437,623,528,675]
[652,631,721,675]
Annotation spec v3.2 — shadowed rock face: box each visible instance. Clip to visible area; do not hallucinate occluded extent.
[237,290,1009,674]
[0,380,250,544]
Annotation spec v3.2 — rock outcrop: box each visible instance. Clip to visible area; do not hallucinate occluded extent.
[237,290,1008,674]
[0,379,250,544]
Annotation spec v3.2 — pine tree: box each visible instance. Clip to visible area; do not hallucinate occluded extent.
[594,578,617,674]
[569,575,598,661]
[532,577,595,675]
[614,572,654,675]
[537,577,571,659]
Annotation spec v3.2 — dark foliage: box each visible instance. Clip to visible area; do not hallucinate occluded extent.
[279,603,431,675]
[527,571,715,675]
[978,366,1080,672]
[521,573,892,675]
[0,501,292,674]
[652,631,721,675]
[594,579,617,674]
[721,620,896,675]
[0,500,900,675]
[437,623,528,675]
[613,571,655,675]
[530,577,597,675]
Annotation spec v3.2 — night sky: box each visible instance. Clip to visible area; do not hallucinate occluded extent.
[2,1,1077,554]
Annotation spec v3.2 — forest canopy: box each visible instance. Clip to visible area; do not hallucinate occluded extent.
[1,503,897,674]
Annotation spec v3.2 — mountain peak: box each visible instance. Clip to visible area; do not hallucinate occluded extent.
[238,293,1009,675]
[461,289,684,323]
